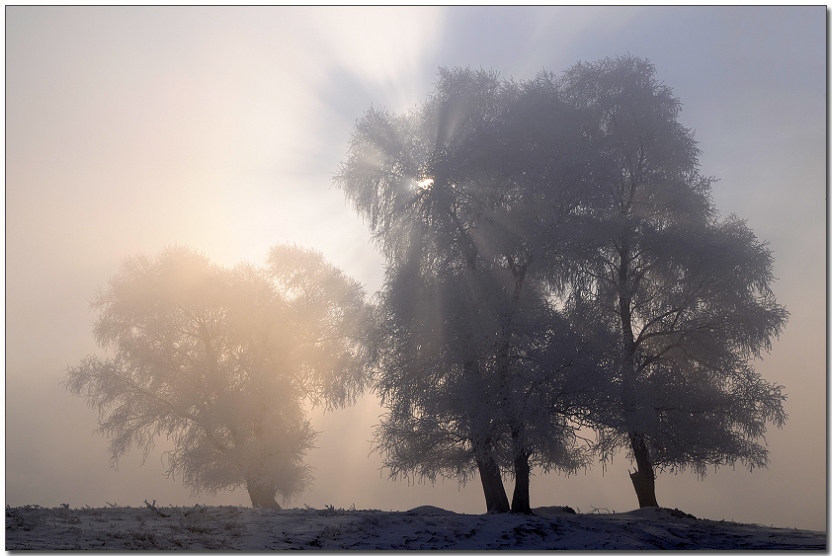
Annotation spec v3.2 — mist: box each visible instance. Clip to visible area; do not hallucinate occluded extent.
[5,6,826,532]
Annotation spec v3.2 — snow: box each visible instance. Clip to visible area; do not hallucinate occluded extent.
[6,503,825,550]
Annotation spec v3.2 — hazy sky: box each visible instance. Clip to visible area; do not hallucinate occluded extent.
[6,6,826,532]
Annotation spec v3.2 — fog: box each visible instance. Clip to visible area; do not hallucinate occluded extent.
[6,6,826,532]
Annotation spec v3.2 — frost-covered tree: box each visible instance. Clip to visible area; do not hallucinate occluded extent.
[556,56,788,508]
[337,68,607,513]
[65,245,371,508]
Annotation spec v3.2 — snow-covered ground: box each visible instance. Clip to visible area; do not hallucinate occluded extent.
[6,503,825,550]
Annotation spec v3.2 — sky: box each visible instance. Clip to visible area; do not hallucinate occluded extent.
[5,6,826,532]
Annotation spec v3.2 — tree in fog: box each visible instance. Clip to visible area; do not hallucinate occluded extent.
[337,68,608,513]
[555,56,788,507]
[65,245,371,508]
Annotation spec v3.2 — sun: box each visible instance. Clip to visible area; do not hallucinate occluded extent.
[415,177,434,191]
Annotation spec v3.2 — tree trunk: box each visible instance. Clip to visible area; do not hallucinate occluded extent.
[246,482,281,509]
[628,433,658,508]
[476,456,510,513]
[510,449,533,514]
[617,240,658,509]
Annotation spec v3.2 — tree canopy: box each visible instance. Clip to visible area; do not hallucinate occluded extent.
[337,56,787,512]
[65,244,372,508]
[555,57,788,507]
[337,67,613,513]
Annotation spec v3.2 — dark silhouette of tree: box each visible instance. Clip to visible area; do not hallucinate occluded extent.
[555,56,788,507]
[337,68,608,513]
[65,245,371,508]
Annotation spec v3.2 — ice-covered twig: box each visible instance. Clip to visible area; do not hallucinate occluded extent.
[143,499,169,518]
